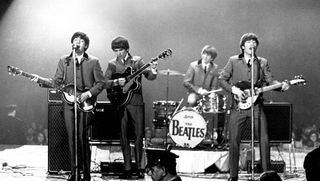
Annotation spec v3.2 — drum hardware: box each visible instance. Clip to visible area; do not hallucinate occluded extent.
[152,100,180,128]
[197,93,227,114]
[164,98,183,149]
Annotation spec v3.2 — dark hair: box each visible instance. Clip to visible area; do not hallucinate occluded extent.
[239,32,259,52]
[201,45,217,60]
[111,36,130,50]
[70,32,90,50]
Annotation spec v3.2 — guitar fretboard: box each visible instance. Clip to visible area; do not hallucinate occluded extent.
[20,71,55,88]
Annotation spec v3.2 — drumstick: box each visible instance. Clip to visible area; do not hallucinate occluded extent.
[208,88,223,94]
[171,98,184,117]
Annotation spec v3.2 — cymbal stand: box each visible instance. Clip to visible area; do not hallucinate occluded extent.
[164,69,170,149]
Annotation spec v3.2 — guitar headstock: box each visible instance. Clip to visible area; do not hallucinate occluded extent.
[289,75,306,86]
[7,65,22,76]
[155,49,173,61]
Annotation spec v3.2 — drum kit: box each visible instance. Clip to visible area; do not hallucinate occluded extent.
[151,69,229,149]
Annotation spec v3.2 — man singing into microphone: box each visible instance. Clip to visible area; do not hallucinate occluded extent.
[219,33,289,181]
[31,32,105,181]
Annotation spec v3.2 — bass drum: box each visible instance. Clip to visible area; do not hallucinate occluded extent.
[169,109,207,148]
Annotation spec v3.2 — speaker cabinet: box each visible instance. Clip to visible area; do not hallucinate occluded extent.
[48,103,71,173]
[241,102,292,143]
[247,160,286,173]
[90,102,121,142]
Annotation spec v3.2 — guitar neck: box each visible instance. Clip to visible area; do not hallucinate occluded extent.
[127,62,151,80]
[256,82,283,94]
[20,71,55,88]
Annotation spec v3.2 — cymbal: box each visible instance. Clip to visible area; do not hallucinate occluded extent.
[158,69,185,76]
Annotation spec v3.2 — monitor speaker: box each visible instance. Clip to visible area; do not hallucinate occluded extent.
[241,102,292,143]
[47,103,71,173]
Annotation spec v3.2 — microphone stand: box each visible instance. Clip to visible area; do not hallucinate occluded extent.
[250,48,256,181]
[72,47,80,181]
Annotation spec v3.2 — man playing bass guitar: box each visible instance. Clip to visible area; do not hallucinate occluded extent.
[31,32,105,181]
[104,36,158,179]
[219,33,290,181]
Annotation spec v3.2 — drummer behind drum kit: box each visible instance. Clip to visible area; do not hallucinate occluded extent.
[151,69,228,149]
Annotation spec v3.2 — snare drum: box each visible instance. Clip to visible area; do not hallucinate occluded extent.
[169,109,207,148]
[153,100,179,127]
[198,93,227,113]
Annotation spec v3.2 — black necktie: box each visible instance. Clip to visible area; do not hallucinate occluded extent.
[204,66,207,73]
[247,59,251,67]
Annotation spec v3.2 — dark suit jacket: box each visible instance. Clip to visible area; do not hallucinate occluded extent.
[183,59,220,94]
[104,55,157,105]
[41,52,105,108]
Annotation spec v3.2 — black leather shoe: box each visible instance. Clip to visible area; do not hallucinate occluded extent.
[228,176,238,181]
[119,170,132,179]
[136,169,145,179]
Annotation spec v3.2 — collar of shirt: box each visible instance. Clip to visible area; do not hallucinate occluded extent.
[122,53,130,64]
[202,62,210,70]
[243,55,252,66]
[76,54,84,64]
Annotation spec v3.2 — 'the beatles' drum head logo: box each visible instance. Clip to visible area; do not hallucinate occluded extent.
[169,110,206,148]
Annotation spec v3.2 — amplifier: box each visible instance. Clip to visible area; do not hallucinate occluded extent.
[100,162,138,175]
[241,102,292,143]
[247,160,285,173]
[47,89,63,103]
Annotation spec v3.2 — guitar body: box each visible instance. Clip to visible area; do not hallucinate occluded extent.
[61,84,97,112]
[234,81,259,110]
[107,67,141,106]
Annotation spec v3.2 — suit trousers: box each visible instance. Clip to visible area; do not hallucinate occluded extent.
[64,105,92,178]
[119,104,145,170]
[228,104,270,177]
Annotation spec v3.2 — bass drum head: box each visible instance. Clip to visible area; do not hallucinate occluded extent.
[169,109,207,148]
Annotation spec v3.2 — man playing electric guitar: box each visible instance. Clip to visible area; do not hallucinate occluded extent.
[31,32,104,181]
[219,33,290,181]
[104,36,158,179]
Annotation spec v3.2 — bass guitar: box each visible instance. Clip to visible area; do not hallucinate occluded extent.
[7,65,96,112]
[107,49,172,106]
[234,75,306,110]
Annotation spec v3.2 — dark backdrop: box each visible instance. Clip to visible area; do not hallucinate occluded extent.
[0,0,319,140]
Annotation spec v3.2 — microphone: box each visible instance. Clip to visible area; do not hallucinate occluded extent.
[72,44,80,50]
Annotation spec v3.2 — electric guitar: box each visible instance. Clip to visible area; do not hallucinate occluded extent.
[107,49,172,106]
[7,65,96,112]
[234,75,306,110]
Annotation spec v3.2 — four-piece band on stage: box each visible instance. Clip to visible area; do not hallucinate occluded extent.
[7,32,306,181]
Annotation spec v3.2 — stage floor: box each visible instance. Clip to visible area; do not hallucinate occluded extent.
[0,144,309,181]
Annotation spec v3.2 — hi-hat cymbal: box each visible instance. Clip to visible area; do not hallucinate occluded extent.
[158,69,185,76]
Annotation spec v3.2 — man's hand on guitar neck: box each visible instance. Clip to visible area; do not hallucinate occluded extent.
[281,81,290,91]
[150,61,158,75]
[30,74,40,83]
